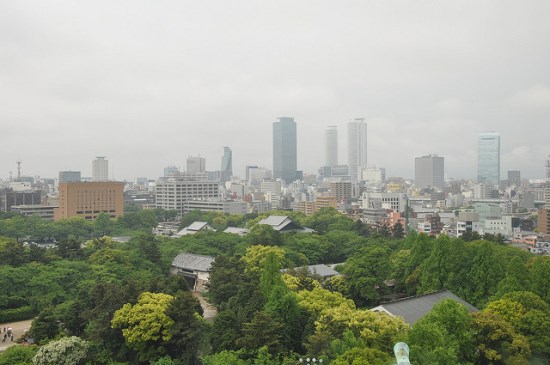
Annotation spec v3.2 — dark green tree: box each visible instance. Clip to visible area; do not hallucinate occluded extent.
[165,291,204,364]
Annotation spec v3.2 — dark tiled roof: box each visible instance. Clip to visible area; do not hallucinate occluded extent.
[371,290,478,325]
[257,215,313,232]
[282,264,340,278]
[171,252,214,272]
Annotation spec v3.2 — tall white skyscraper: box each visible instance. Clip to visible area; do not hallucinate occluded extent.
[347,118,367,182]
[92,156,109,181]
[477,132,500,186]
[325,126,338,166]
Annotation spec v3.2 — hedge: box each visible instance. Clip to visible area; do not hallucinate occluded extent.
[0,306,36,323]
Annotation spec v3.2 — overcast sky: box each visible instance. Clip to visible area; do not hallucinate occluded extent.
[1,1,550,181]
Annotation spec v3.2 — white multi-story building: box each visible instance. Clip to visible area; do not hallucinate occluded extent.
[261,180,282,195]
[361,192,407,213]
[325,126,338,166]
[155,173,220,213]
[362,166,386,184]
[92,156,109,182]
[347,118,367,182]
[182,199,248,215]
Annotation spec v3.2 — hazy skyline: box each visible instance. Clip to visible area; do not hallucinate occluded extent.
[2,1,550,181]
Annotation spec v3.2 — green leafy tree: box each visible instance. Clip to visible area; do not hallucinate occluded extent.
[466,242,503,307]
[206,255,247,307]
[236,311,285,356]
[247,224,282,246]
[392,221,405,239]
[495,256,530,298]
[343,245,391,306]
[32,336,89,365]
[408,299,474,364]
[29,306,60,343]
[472,311,531,364]
[164,291,204,364]
[111,292,175,361]
[0,240,28,266]
[0,345,38,365]
[93,213,114,236]
[529,257,550,303]
[201,350,249,365]
[134,234,162,265]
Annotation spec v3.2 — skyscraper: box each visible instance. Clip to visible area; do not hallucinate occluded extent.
[477,132,500,186]
[325,126,338,166]
[92,156,108,181]
[415,154,444,189]
[347,118,367,182]
[273,117,297,184]
[187,156,206,173]
[221,147,233,177]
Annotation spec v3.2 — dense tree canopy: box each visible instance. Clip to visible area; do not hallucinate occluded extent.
[0,207,549,364]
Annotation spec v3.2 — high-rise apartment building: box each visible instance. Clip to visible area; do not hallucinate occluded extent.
[54,181,124,220]
[221,146,233,180]
[273,117,297,184]
[477,132,500,186]
[325,126,338,166]
[347,118,367,182]
[92,156,109,181]
[329,181,352,203]
[415,154,444,189]
[187,156,206,173]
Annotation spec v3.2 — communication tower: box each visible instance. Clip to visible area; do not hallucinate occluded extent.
[16,159,22,181]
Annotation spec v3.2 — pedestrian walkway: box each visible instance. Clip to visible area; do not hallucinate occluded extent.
[0,319,33,352]
[192,292,217,321]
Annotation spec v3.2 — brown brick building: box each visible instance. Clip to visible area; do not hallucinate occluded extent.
[538,209,550,235]
[54,181,124,221]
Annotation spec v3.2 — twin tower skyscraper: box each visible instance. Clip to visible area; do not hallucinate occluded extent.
[273,117,367,184]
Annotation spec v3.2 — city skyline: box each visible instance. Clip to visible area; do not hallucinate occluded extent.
[1,1,550,180]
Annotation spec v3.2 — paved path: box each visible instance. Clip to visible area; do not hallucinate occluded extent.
[192,292,217,321]
[0,319,33,352]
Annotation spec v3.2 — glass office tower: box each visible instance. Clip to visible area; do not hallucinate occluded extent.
[273,117,297,184]
[477,132,500,186]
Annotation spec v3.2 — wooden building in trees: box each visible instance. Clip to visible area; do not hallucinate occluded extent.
[170,252,214,292]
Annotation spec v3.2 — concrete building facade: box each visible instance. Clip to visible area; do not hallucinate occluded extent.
[155,174,220,213]
[415,154,444,189]
[54,181,124,220]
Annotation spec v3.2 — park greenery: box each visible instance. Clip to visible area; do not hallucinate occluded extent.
[0,207,548,364]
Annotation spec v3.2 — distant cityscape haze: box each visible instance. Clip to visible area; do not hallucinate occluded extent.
[1,1,550,181]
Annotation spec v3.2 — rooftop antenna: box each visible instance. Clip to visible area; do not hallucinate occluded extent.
[546,155,550,180]
[16,159,22,182]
